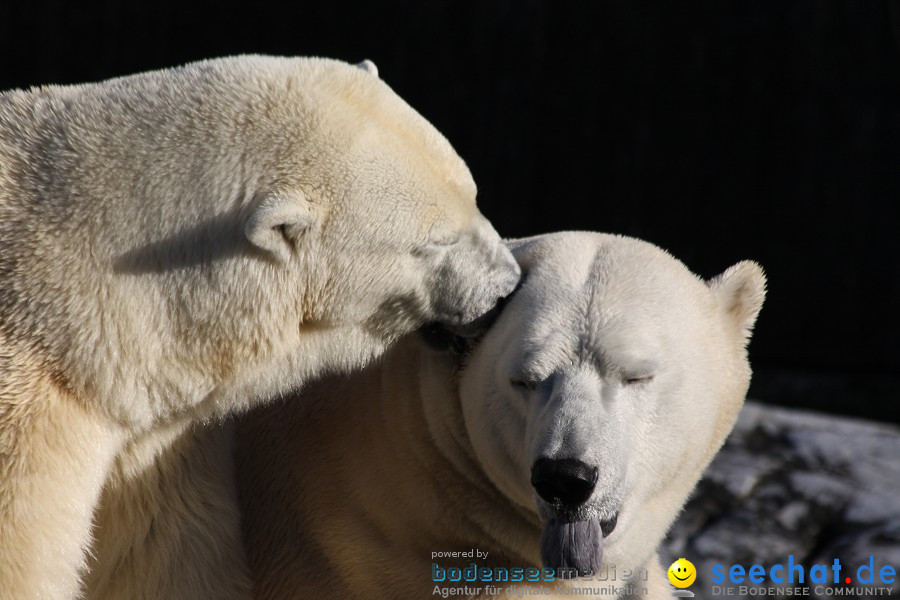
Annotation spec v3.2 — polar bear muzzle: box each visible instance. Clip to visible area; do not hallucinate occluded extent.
[425,216,521,332]
[532,457,618,576]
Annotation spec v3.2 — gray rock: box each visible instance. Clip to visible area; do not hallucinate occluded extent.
[662,401,900,599]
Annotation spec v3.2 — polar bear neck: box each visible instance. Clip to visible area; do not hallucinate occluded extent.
[350,337,545,557]
[237,338,542,598]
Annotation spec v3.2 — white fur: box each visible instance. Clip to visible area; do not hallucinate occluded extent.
[0,55,519,599]
[235,232,765,599]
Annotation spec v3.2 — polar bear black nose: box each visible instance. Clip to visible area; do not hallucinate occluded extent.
[530,458,598,509]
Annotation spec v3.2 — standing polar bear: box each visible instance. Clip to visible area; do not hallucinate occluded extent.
[236,231,766,599]
[0,55,520,600]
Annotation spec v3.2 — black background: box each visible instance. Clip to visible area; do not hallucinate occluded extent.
[2,1,899,421]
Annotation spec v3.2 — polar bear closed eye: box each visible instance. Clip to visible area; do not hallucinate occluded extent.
[0,55,518,600]
[235,231,765,599]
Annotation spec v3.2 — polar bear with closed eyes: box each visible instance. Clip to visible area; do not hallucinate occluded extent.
[235,231,766,599]
[0,55,519,600]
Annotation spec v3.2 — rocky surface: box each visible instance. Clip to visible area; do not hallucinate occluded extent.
[663,401,900,599]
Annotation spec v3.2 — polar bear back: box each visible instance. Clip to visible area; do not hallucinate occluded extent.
[0,56,473,237]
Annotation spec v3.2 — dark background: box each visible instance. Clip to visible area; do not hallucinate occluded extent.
[2,1,898,421]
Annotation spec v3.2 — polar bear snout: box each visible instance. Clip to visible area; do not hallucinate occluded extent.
[531,458,598,510]
[461,221,522,322]
[426,220,521,332]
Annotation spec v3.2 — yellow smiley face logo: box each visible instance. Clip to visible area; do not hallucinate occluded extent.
[667,558,697,588]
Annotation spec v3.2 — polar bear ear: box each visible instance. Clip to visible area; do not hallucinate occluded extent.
[708,260,767,343]
[245,191,318,262]
[356,59,379,78]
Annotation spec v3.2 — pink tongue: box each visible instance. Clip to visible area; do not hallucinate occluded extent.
[539,517,603,576]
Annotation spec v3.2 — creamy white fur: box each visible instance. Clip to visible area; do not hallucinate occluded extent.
[0,55,519,599]
[235,232,766,599]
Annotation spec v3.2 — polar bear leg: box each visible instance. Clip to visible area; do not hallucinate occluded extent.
[85,421,253,600]
[0,348,122,600]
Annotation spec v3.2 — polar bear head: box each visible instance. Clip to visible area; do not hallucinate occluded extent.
[457,232,765,577]
[241,58,520,340]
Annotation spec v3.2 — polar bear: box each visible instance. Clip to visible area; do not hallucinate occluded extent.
[0,55,520,600]
[235,231,766,599]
